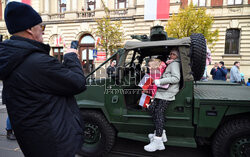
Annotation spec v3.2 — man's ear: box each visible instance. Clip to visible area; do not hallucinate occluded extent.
[26,28,33,36]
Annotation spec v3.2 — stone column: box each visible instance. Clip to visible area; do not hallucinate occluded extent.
[72,0,77,11]
[66,0,71,11]
[44,0,49,13]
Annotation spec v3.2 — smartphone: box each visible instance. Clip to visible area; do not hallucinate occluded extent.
[70,40,78,49]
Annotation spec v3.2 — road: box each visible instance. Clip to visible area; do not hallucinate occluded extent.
[0,81,212,157]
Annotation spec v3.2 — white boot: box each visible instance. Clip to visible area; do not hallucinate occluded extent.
[148,130,167,142]
[144,136,165,152]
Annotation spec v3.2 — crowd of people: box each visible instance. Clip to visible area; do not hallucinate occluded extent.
[201,60,248,85]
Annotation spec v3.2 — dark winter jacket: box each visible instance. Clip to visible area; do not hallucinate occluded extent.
[107,65,116,77]
[0,36,86,157]
[210,67,227,81]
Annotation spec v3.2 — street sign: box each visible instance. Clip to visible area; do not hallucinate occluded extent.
[93,49,97,58]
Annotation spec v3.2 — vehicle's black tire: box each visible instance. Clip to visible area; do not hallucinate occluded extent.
[190,33,207,81]
[78,110,116,157]
[212,118,250,157]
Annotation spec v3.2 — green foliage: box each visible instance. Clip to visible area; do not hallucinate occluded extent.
[165,3,219,51]
[95,0,123,56]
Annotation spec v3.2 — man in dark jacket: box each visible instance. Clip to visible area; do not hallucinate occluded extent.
[0,2,86,157]
[107,60,116,77]
[210,61,227,81]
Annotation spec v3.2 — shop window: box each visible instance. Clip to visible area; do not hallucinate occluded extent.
[228,0,242,5]
[115,0,128,9]
[193,0,206,6]
[224,29,240,54]
[53,47,64,62]
[87,0,96,10]
[59,0,66,13]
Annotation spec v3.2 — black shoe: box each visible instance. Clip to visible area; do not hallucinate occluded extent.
[6,130,16,140]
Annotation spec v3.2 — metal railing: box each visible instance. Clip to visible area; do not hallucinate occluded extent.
[49,13,65,19]
[77,10,96,18]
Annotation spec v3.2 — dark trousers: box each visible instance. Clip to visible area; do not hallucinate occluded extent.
[148,98,169,137]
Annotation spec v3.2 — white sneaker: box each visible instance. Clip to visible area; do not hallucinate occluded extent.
[148,130,167,142]
[144,136,165,152]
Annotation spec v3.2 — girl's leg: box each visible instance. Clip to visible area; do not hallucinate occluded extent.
[154,99,169,137]
[148,98,160,130]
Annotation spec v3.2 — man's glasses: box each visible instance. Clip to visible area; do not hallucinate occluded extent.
[41,24,46,31]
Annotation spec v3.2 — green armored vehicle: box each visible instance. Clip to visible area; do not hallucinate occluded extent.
[76,26,250,157]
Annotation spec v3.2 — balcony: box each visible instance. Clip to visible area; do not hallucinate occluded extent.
[49,13,65,20]
[77,10,95,18]
[110,8,128,17]
[43,8,129,21]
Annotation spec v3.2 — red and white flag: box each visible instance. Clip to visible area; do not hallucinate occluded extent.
[138,73,154,90]
[144,0,170,20]
[139,93,151,108]
[8,0,31,5]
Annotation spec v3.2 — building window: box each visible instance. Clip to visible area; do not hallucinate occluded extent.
[87,0,96,10]
[224,29,240,54]
[211,0,223,6]
[228,0,242,5]
[80,35,95,44]
[59,0,66,13]
[53,47,64,62]
[193,0,206,6]
[115,0,128,9]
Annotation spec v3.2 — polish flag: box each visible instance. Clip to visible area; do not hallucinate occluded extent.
[8,0,31,5]
[138,73,154,90]
[139,93,151,108]
[55,35,62,46]
[144,0,170,20]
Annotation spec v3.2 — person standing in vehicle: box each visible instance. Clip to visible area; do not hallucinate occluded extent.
[230,61,241,83]
[0,2,86,157]
[210,61,227,81]
[144,49,181,152]
[107,60,116,77]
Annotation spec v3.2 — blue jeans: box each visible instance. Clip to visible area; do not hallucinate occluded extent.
[6,117,12,130]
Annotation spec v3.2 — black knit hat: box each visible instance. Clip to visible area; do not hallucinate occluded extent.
[219,61,224,66]
[4,2,42,34]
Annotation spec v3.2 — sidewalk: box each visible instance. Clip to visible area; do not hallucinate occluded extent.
[0,81,24,157]
[0,107,24,157]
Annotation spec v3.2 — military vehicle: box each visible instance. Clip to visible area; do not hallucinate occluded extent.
[76,26,250,157]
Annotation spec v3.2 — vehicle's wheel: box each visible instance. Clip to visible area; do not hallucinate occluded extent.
[190,33,207,81]
[78,110,116,157]
[212,118,250,157]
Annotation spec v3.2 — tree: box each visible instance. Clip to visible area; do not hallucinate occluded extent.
[165,3,219,50]
[95,0,123,57]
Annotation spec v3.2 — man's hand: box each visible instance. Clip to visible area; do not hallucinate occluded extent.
[65,48,80,59]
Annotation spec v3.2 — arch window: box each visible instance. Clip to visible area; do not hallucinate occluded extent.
[80,35,95,44]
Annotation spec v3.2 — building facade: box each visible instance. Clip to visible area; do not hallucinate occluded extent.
[0,0,249,79]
